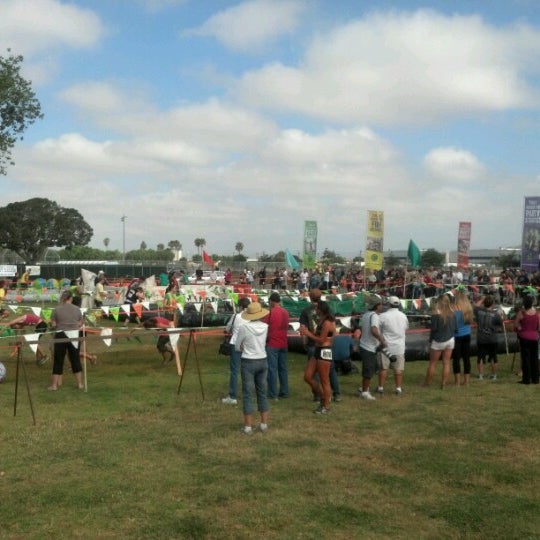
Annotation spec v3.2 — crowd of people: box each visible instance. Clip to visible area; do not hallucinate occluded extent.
[220,283,539,435]
[1,264,538,432]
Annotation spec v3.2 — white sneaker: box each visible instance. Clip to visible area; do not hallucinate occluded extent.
[395,388,402,395]
[222,396,238,405]
[361,391,376,401]
[240,426,253,435]
[258,423,268,433]
[376,387,384,395]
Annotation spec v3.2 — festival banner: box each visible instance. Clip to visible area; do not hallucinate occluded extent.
[365,210,384,270]
[457,221,472,269]
[521,196,540,272]
[303,220,317,269]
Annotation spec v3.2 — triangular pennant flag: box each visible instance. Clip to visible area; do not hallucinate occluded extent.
[167,328,180,349]
[31,307,41,317]
[260,296,269,304]
[133,304,143,319]
[211,301,218,313]
[121,304,131,315]
[24,333,39,354]
[110,307,120,322]
[425,298,432,306]
[335,294,343,301]
[100,327,112,347]
[400,299,407,309]
[176,305,184,314]
[289,322,301,332]
[193,303,202,313]
[142,301,150,310]
[64,329,79,349]
[340,316,351,329]
[8,304,18,312]
[42,309,53,322]
[101,306,110,316]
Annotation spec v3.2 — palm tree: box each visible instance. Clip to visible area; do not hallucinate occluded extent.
[103,237,110,250]
[157,243,165,251]
[168,240,182,251]
[235,242,244,257]
[140,241,147,250]
[194,238,206,256]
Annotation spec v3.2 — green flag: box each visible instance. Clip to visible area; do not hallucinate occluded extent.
[408,239,421,268]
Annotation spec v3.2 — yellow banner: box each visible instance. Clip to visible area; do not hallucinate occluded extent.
[365,210,384,270]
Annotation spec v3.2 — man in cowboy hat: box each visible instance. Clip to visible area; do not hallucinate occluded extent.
[236,302,270,435]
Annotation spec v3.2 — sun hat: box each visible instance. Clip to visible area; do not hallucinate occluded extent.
[241,302,270,321]
[388,296,401,307]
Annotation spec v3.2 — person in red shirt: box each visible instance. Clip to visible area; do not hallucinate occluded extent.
[142,317,174,362]
[7,312,49,365]
[264,292,290,399]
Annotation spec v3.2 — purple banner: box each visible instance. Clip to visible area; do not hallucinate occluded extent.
[521,196,540,272]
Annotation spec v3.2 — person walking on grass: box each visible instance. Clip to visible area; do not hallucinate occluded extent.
[376,296,408,396]
[300,301,336,415]
[222,297,250,405]
[423,294,457,388]
[48,290,84,391]
[235,302,270,435]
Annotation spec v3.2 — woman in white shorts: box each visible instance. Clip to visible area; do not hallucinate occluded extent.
[423,294,457,388]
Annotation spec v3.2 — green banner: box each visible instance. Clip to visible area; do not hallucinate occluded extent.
[303,220,317,269]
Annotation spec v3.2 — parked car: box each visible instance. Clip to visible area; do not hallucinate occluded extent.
[188,271,225,284]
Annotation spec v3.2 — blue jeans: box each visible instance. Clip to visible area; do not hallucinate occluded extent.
[241,357,269,415]
[227,349,241,399]
[266,346,289,398]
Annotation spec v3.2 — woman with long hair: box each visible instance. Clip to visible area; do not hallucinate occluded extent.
[301,301,336,414]
[423,294,457,388]
[452,290,474,385]
[514,294,540,385]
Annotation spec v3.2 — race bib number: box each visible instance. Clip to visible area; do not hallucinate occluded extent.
[321,348,333,360]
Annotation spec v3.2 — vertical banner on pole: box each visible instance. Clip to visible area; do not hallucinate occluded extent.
[522,196,540,273]
[457,221,472,269]
[303,220,318,269]
[365,210,384,270]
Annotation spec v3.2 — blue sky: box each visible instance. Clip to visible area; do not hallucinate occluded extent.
[2,0,540,259]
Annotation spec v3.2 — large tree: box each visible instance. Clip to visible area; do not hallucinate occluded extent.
[0,51,43,175]
[0,198,93,263]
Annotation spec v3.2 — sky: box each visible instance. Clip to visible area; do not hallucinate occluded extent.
[2,0,540,260]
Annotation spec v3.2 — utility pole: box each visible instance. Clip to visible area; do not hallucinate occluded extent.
[121,215,127,261]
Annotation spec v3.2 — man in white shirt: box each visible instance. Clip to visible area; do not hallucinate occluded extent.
[376,296,409,395]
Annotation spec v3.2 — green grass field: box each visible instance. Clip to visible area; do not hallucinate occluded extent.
[1,331,539,539]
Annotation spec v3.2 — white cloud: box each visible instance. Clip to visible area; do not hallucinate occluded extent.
[0,0,105,56]
[184,0,306,52]
[234,9,540,125]
[423,147,486,184]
